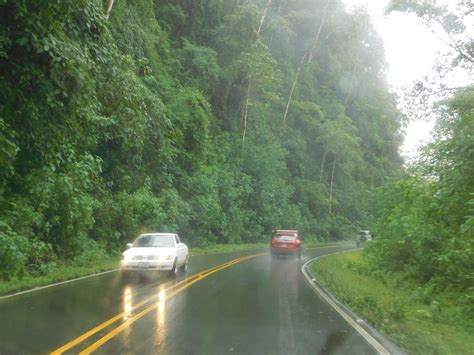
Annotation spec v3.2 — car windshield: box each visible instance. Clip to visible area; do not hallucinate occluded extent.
[274,235,297,241]
[133,235,174,248]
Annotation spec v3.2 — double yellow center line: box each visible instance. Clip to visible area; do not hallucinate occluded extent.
[51,253,264,355]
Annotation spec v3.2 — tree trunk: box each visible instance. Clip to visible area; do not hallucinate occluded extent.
[344,3,368,106]
[329,158,336,215]
[307,0,330,64]
[105,0,114,19]
[257,0,273,34]
[242,83,251,142]
[241,0,273,143]
[320,150,328,184]
[282,54,306,125]
[282,0,330,127]
[344,64,357,107]
[268,0,284,49]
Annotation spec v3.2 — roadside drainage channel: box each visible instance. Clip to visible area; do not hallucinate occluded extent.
[302,249,407,355]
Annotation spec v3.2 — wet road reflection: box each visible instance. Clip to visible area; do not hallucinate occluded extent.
[0,246,376,355]
[122,286,133,347]
[320,330,350,355]
[270,255,301,354]
[156,288,167,350]
[123,286,133,320]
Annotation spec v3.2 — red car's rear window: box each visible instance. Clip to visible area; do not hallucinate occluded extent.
[273,235,297,241]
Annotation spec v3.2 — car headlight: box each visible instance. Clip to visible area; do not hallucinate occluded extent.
[121,254,132,262]
[164,255,173,261]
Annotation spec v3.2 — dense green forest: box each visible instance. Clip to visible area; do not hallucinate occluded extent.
[365,1,474,316]
[0,0,402,279]
[0,0,472,314]
[366,86,474,319]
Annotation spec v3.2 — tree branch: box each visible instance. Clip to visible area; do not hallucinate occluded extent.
[105,0,114,20]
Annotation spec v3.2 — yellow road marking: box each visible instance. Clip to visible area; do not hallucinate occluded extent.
[51,254,262,355]
[50,274,203,355]
[79,254,263,354]
[52,244,342,354]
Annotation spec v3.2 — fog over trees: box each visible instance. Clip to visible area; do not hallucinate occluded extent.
[0,0,471,310]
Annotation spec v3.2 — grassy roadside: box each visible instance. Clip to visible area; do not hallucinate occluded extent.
[0,258,119,297]
[0,240,348,297]
[0,243,270,297]
[189,239,348,256]
[189,242,268,256]
[309,250,474,354]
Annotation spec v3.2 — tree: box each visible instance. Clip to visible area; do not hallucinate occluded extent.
[316,117,362,214]
[0,0,404,279]
[387,0,473,118]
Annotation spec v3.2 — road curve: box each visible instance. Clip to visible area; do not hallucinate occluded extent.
[0,244,378,354]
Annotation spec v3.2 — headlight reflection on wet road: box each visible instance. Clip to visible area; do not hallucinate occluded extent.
[122,286,133,347]
[156,288,167,349]
[123,286,133,320]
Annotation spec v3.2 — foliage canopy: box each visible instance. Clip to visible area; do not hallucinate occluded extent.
[0,0,403,279]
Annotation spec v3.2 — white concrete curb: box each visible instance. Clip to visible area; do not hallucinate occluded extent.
[302,249,405,355]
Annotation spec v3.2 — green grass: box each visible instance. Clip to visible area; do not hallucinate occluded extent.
[0,258,119,297]
[1,243,270,297]
[310,251,474,355]
[0,240,349,297]
[189,242,268,256]
[189,239,348,256]
[0,243,265,297]
[0,242,274,296]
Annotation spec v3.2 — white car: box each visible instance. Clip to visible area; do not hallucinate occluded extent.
[356,230,372,247]
[121,233,189,278]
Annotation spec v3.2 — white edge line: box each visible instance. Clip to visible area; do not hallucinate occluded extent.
[0,248,256,300]
[0,242,349,301]
[0,247,257,301]
[0,269,120,300]
[302,250,391,355]
[0,250,209,300]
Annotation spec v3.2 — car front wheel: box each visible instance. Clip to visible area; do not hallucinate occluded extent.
[179,256,189,273]
[169,260,178,278]
[121,270,130,281]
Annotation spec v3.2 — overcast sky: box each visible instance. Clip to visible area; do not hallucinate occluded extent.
[341,0,455,160]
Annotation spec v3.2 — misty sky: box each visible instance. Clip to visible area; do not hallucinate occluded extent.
[341,0,454,160]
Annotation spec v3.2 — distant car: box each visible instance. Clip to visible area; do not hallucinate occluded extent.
[121,233,189,278]
[356,230,372,247]
[270,230,304,259]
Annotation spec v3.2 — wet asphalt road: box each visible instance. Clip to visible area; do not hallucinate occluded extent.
[0,245,377,355]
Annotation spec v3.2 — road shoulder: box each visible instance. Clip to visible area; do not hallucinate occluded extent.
[302,250,406,355]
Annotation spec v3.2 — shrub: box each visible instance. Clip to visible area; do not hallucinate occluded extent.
[0,221,28,280]
[73,239,110,267]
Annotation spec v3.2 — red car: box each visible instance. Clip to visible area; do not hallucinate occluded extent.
[270,230,304,259]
